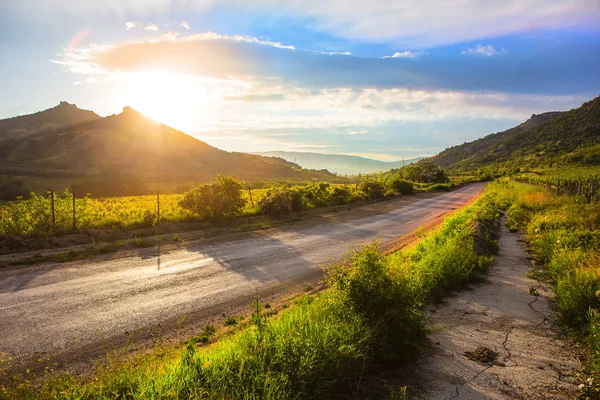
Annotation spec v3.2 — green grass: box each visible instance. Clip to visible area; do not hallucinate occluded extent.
[504,178,600,396]
[0,181,511,399]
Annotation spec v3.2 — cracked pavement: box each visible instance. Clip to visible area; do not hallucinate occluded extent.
[411,219,580,400]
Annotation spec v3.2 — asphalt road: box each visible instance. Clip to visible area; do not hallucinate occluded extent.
[0,183,486,363]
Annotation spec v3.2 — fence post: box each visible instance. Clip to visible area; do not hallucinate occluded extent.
[248,188,254,208]
[156,189,161,225]
[50,190,56,231]
[72,191,76,230]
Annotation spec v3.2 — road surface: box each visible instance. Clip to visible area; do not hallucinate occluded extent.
[0,183,485,364]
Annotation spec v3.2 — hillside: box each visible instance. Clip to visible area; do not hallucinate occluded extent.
[255,151,423,175]
[0,101,101,140]
[0,104,337,196]
[429,96,600,171]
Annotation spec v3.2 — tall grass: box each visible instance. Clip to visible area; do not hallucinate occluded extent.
[505,180,600,394]
[0,182,511,400]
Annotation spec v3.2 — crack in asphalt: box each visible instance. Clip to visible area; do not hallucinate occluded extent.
[527,282,549,328]
[448,363,494,400]
[502,326,517,367]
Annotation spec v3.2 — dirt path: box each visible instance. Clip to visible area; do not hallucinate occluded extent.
[408,219,580,399]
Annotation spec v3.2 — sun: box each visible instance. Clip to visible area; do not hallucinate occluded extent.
[116,70,210,132]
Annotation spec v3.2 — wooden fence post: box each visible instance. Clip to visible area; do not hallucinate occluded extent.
[50,190,56,230]
[156,189,161,224]
[72,191,76,230]
[248,188,254,208]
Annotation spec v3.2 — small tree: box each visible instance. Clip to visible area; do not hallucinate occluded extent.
[390,178,414,195]
[258,187,304,218]
[403,165,421,182]
[359,180,385,199]
[179,175,246,220]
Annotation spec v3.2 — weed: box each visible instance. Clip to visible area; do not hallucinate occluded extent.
[223,316,241,326]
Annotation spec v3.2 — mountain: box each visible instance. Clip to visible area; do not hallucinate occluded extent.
[0,101,101,140]
[428,96,600,171]
[254,151,424,175]
[0,103,337,196]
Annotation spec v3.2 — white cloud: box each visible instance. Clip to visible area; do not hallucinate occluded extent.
[125,21,141,30]
[181,20,190,29]
[383,51,425,58]
[144,23,159,31]
[10,0,600,47]
[461,44,505,56]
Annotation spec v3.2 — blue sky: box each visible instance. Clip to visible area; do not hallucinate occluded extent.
[1,1,599,160]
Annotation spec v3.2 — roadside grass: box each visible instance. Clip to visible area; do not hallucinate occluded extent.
[0,181,509,400]
[505,180,600,396]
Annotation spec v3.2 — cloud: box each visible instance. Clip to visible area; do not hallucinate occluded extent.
[383,51,425,58]
[56,33,600,95]
[144,23,158,31]
[125,21,142,30]
[225,93,286,103]
[181,20,190,29]
[9,0,600,47]
[462,44,505,56]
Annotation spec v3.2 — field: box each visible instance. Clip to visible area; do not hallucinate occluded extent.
[0,178,430,238]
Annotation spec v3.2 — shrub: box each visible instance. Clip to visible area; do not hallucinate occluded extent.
[179,175,246,220]
[390,179,414,195]
[258,187,304,217]
[359,180,385,200]
[327,242,425,359]
[556,259,600,331]
[330,186,352,204]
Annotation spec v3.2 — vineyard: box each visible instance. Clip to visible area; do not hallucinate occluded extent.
[0,188,272,237]
[515,167,600,201]
[0,182,384,237]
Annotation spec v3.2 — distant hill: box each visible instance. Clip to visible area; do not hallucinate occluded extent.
[0,103,338,196]
[0,101,101,140]
[254,151,424,175]
[428,96,600,171]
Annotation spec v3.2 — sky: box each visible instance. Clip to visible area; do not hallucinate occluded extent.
[1,1,600,160]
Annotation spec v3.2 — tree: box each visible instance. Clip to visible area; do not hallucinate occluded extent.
[179,175,246,220]
[403,165,421,182]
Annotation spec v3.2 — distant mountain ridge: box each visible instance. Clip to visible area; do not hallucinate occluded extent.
[428,96,600,171]
[0,103,337,196]
[255,151,424,175]
[0,102,101,140]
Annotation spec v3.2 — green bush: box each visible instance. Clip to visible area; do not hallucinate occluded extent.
[258,187,304,217]
[556,264,600,330]
[327,242,425,359]
[330,186,352,204]
[179,175,246,220]
[390,179,414,195]
[359,180,385,200]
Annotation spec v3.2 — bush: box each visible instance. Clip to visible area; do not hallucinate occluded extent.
[179,175,246,220]
[258,187,304,217]
[327,242,425,359]
[330,186,352,204]
[390,179,414,195]
[359,180,385,200]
